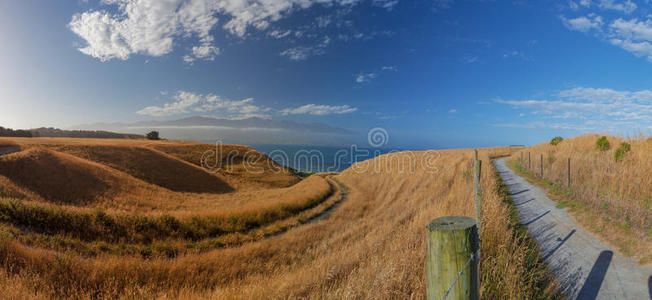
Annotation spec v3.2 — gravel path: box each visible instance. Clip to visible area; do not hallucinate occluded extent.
[494,158,652,300]
[0,145,20,156]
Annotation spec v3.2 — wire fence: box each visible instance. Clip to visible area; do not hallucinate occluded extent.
[440,250,478,300]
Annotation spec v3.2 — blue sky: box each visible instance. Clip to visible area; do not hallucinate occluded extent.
[1,0,651,148]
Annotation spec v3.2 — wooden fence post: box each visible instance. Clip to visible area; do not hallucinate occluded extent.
[567,157,571,188]
[528,152,531,170]
[540,154,543,178]
[473,150,482,237]
[426,216,479,300]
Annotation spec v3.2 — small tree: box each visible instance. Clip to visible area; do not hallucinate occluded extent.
[146,131,160,140]
[614,142,631,162]
[550,136,563,146]
[596,136,610,151]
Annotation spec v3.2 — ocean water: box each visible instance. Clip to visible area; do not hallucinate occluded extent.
[249,144,397,173]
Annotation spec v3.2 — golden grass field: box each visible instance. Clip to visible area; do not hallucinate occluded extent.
[508,134,652,264]
[0,138,559,299]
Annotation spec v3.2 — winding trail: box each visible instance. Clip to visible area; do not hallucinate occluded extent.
[0,145,20,156]
[494,158,652,300]
[307,176,347,223]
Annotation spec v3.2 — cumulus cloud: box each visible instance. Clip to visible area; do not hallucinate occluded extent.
[561,11,652,61]
[69,0,360,62]
[137,91,270,118]
[280,104,358,115]
[561,15,603,32]
[493,87,652,132]
[597,0,636,14]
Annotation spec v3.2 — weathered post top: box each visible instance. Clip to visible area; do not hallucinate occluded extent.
[427,216,477,231]
[426,216,479,300]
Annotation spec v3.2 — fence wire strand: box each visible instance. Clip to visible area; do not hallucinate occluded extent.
[440,251,478,300]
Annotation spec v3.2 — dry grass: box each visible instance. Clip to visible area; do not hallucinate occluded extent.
[509,134,652,264]
[152,143,300,190]
[0,142,559,299]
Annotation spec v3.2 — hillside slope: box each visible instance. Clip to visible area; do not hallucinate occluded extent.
[0,146,560,299]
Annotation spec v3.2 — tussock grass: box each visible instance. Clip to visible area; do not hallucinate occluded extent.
[510,134,652,264]
[0,175,331,243]
[0,141,559,299]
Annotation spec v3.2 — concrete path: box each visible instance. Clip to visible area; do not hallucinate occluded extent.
[494,158,652,300]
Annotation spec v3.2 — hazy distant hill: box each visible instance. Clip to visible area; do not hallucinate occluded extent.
[0,126,143,139]
[30,127,144,139]
[72,116,357,145]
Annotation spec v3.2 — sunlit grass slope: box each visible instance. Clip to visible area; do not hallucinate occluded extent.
[509,134,652,263]
[0,143,559,299]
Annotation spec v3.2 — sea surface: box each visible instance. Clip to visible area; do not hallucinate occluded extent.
[248,144,397,173]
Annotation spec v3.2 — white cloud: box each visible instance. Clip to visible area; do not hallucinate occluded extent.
[316,16,332,28]
[448,109,457,114]
[597,0,636,14]
[355,72,377,83]
[280,36,330,61]
[69,0,361,62]
[137,91,270,118]
[355,65,398,83]
[570,0,637,13]
[280,104,357,115]
[561,12,652,62]
[372,0,399,11]
[609,39,652,61]
[192,44,221,60]
[493,87,652,132]
[432,0,454,12]
[139,91,358,118]
[268,29,292,39]
[561,15,603,32]
[609,18,652,41]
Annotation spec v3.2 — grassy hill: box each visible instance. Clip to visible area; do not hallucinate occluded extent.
[0,140,559,299]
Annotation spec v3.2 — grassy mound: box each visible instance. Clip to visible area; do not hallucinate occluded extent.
[0,149,133,205]
[153,143,300,189]
[51,145,234,193]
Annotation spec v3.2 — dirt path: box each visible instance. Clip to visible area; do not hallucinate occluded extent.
[494,158,652,300]
[307,176,347,223]
[0,145,20,156]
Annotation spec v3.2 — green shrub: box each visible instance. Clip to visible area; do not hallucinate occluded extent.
[550,136,563,145]
[596,136,610,151]
[614,142,631,162]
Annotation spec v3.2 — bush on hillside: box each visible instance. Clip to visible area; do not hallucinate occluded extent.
[550,136,563,145]
[614,142,631,162]
[146,131,160,140]
[596,136,610,151]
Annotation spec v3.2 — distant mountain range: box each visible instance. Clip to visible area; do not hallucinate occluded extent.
[74,116,352,134]
[71,116,358,145]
